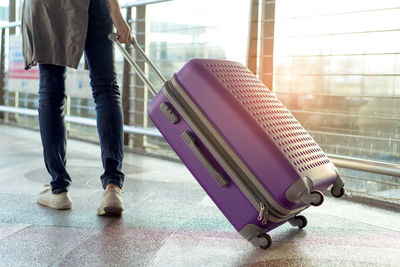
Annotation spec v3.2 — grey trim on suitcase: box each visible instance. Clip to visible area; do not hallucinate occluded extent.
[159,102,180,124]
[239,224,271,247]
[285,177,312,204]
[331,168,345,196]
[164,77,308,223]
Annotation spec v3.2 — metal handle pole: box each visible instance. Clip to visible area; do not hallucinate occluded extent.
[108,33,158,96]
[130,36,167,84]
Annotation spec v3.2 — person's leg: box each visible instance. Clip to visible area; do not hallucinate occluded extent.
[37,63,72,209]
[38,64,72,193]
[85,0,125,193]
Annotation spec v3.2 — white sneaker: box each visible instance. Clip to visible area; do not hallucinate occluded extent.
[37,184,72,210]
[97,188,124,216]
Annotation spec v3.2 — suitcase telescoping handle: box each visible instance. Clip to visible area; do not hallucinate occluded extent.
[108,33,166,96]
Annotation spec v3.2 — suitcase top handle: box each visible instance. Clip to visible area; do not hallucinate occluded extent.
[108,33,167,96]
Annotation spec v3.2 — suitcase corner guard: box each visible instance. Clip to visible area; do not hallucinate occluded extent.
[239,224,272,249]
[285,177,324,206]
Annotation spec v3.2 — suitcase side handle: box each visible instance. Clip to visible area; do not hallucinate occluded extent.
[108,33,166,96]
[181,131,230,188]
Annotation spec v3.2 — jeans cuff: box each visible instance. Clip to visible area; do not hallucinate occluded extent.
[102,178,123,189]
[52,188,68,194]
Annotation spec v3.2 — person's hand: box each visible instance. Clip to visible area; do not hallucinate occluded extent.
[109,9,132,44]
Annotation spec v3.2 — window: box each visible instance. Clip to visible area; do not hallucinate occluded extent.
[272,0,400,204]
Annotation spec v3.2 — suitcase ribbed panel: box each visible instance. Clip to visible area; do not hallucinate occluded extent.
[205,63,330,174]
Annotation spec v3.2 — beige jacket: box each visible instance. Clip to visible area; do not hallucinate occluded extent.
[21,0,91,70]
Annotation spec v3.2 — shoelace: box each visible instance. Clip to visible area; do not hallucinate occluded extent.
[39,184,51,195]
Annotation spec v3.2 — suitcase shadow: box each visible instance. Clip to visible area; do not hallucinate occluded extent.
[239,228,307,266]
[269,228,306,249]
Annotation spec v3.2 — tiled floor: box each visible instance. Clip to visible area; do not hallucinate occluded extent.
[0,124,399,266]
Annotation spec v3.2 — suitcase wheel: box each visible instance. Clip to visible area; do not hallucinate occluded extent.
[257,233,272,249]
[310,190,324,206]
[331,186,345,198]
[289,215,308,229]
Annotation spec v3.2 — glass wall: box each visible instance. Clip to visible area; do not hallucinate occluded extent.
[0,1,9,23]
[273,0,400,203]
[115,0,250,156]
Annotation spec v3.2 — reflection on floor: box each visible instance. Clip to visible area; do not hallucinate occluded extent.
[0,124,399,266]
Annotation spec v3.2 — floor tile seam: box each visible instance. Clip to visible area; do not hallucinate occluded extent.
[0,224,101,247]
[148,217,192,267]
[123,192,157,214]
[47,229,104,267]
[148,200,205,267]
[0,224,32,242]
[19,223,110,231]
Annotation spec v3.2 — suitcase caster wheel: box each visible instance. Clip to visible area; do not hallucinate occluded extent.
[289,215,308,229]
[310,190,324,206]
[331,186,345,198]
[257,233,272,249]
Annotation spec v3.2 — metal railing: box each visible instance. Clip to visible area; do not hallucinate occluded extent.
[0,21,20,29]
[0,105,162,137]
[328,154,400,177]
[121,0,171,8]
[1,104,400,179]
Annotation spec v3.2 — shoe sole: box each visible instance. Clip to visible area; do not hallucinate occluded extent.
[98,206,123,216]
[103,206,123,216]
[38,201,72,210]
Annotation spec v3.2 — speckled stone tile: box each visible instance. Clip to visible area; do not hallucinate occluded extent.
[118,173,207,230]
[151,198,400,266]
[0,128,43,169]
[0,192,118,228]
[0,222,30,241]
[309,197,400,232]
[58,219,175,267]
[151,228,400,266]
[0,225,98,266]
[246,260,382,267]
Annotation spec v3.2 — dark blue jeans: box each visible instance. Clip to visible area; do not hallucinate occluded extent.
[38,0,124,194]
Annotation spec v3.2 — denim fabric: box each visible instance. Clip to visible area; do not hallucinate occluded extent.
[38,0,124,194]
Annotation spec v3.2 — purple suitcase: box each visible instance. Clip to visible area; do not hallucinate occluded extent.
[109,34,345,249]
